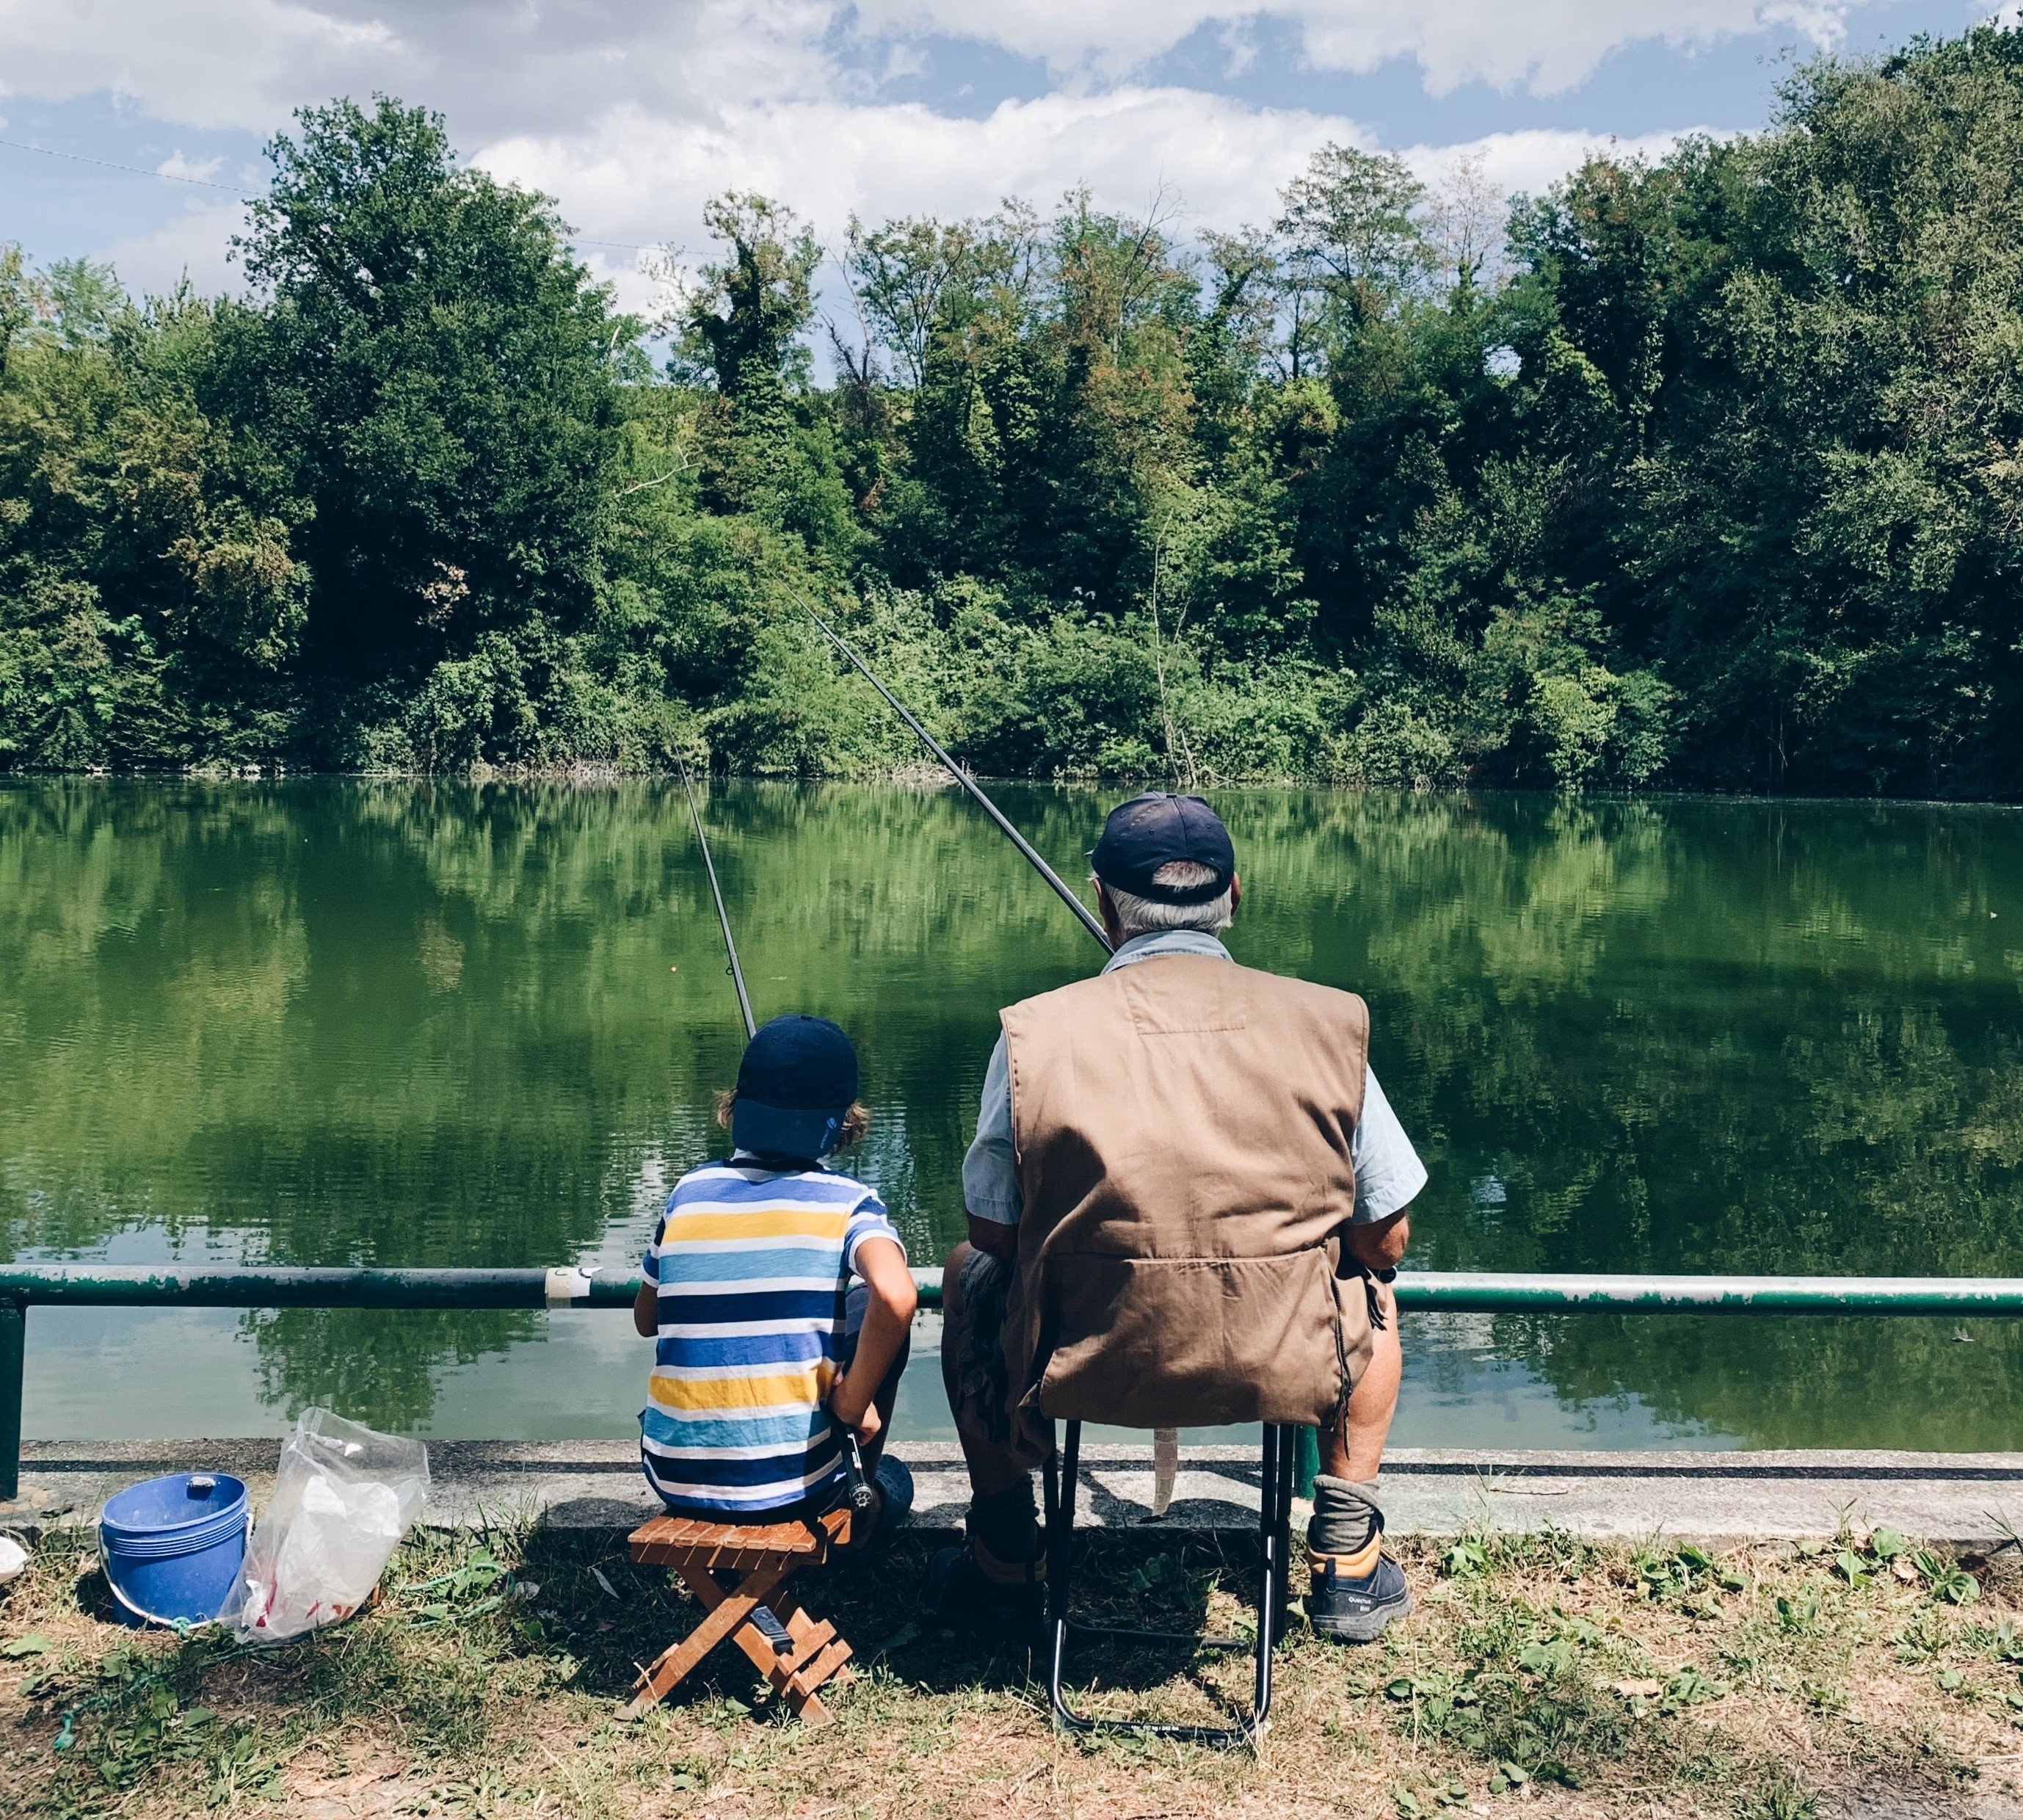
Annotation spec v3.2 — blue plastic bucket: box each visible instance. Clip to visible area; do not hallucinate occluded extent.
[99,1473,248,1629]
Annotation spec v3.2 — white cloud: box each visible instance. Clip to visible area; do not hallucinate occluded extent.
[0,2,1752,295]
[0,0,1859,140]
[98,198,245,295]
[0,1,835,137]
[479,87,1366,253]
[482,93,1720,270]
[1401,126,1722,199]
[848,0,1854,92]
[0,0,401,131]
[156,149,226,181]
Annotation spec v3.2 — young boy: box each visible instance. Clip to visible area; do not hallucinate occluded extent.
[633,1013,917,1533]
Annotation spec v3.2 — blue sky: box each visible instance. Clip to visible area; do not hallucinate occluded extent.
[0,0,2002,307]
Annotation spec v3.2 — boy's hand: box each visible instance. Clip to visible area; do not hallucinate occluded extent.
[829,1379,882,1444]
[829,1237,913,1451]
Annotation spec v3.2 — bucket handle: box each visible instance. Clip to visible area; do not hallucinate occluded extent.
[98,1524,238,1634]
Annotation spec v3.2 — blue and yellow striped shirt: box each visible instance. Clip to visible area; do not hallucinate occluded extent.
[639,1157,903,1515]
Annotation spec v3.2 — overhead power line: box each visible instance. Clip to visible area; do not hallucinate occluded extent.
[0,134,247,192]
[0,134,658,254]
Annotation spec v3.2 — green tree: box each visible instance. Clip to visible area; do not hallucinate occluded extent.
[235,95,620,733]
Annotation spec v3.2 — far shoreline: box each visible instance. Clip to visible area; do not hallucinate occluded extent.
[4,769,2021,814]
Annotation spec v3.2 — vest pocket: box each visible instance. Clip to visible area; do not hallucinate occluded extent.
[1031,1247,1354,1432]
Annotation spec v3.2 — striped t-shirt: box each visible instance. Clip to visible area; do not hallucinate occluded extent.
[639,1156,904,1515]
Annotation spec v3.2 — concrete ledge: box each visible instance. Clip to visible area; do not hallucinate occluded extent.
[13,1440,2023,1546]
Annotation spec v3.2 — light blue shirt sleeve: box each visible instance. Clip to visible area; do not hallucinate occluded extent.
[1349,1065,1428,1224]
[960,1032,1023,1225]
[843,1189,907,1272]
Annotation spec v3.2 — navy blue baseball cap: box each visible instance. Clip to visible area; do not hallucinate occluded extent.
[731,1014,859,1161]
[1089,792,1237,904]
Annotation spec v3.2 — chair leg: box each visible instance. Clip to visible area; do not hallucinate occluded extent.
[1044,1420,1292,1749]
[1276,1423,1298,1630]
[714,1594,846,1713]
[1045,1420,1080,1735]
[1249,1424,1290,1731]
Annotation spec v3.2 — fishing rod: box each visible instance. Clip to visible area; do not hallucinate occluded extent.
[678,760,874,1515]
[791,596,1193,1508]
[680,761,755,1042]
[793,592,1113,956]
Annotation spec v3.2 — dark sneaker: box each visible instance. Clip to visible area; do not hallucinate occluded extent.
[874,1456,915,1531]
[1307,1551,1414,1643]
[924,1544,1046,1638]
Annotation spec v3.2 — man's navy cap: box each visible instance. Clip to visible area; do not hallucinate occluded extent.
[731,1013,859,1161]
[1089,791,1236,904]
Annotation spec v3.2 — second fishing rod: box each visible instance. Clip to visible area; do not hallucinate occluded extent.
[680,761,874,1516]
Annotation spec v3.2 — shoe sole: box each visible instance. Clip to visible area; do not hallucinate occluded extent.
[1308,1584,1414,1643]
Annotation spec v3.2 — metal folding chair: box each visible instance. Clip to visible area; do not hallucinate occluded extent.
[1040,1419,1299,1748]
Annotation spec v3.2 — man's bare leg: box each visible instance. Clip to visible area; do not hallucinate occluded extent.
[940,1241,1029,1498]
[1326,1280,1401,1480]
[1307,1278,1412,1639]
[931,1241,1047,1622]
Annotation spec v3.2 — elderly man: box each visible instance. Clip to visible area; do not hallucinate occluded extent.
[931,791,1425,1642]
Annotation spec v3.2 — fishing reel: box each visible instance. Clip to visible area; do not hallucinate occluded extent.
[837,1427,877,1513]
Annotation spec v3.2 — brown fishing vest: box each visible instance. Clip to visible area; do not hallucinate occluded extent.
[998,953,1376,1451]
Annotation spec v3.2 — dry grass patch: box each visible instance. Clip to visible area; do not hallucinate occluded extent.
[3,1518,2023,1819]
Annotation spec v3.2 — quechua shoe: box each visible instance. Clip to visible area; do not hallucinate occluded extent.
[1306,1543,1414,1642]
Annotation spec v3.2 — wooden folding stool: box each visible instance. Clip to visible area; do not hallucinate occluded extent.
[623,1507,856,1724]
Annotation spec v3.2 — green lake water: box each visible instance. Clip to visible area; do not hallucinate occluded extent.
[4,779,2021,1452]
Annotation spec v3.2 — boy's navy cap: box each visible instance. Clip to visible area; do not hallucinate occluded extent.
[732,1014,858,1161]
[1089,792,1235,904]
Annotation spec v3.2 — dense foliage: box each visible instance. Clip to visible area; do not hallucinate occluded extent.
[4,29,2022,793]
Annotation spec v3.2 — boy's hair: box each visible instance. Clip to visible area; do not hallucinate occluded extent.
[716,1089,870,1152]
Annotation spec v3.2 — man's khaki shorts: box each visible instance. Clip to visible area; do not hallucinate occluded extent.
[944,1246,1030,1455]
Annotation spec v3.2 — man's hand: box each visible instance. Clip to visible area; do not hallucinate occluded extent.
[965,1211,1017,1263]
[1345,1208,1411,1275]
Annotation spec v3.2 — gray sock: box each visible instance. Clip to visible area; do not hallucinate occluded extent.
[1307,1474,1383,1556]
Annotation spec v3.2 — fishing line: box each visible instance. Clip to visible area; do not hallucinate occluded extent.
[680,761,755,1040]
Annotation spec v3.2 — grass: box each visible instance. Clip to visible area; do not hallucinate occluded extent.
[4,1518,2023,1819]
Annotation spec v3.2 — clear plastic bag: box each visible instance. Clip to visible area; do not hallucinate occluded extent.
[229,1408,429,1643]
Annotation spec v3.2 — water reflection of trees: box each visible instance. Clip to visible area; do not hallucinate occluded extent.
[1246,791,2023,1447]
[3,781,2019,1443]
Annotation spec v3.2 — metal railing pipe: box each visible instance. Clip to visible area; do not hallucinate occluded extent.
[12,1265,2023,1316]
[0,1266,633,1311]
[1387,1273,2023,1316]
[7,1265,2023,1501]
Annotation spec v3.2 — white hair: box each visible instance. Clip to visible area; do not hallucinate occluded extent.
[1097,860,1235,937]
